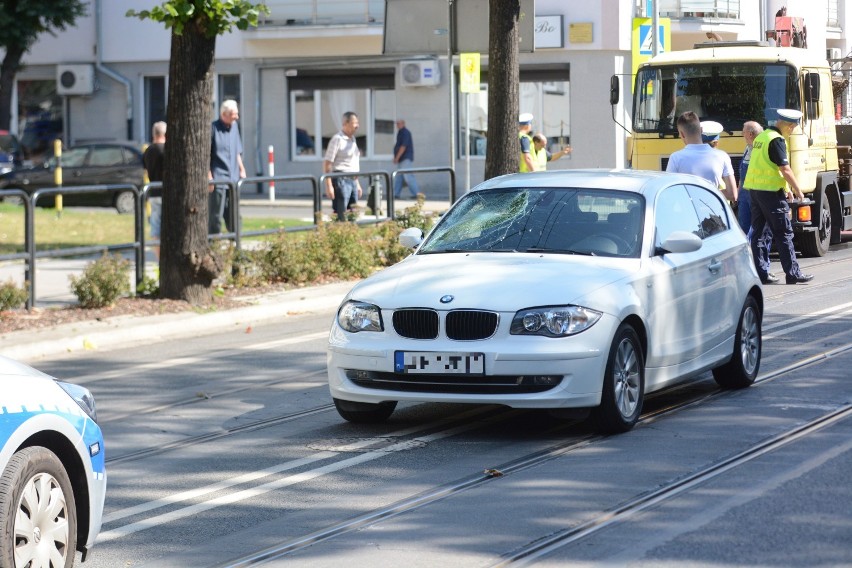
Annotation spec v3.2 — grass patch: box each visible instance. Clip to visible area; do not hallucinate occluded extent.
[0,203,311,254]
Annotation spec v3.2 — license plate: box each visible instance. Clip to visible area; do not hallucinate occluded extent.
[394,351,485,375]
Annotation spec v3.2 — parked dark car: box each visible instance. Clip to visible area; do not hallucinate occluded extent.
[0,131,22,174]
[0,142,144,213]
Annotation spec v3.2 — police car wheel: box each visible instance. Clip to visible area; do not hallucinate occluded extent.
[0,446,78,568]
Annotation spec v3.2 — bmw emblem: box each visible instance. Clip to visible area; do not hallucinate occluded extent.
[440,295,454,304]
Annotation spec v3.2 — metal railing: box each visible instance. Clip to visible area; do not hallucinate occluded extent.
[389,167,457,215]
[1,167,455,309]
[258,0,384,27]
[0,184,142,310]
[656,0,740,19]
[235,174,321,248]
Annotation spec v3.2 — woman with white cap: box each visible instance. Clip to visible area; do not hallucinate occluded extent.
[743,109,814,284]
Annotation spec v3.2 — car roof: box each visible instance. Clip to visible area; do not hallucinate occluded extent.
[472,168,716,197]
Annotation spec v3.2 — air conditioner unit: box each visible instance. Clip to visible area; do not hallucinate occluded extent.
[827,48,843,61]
[399,60,441,87]
[56,64,95,96]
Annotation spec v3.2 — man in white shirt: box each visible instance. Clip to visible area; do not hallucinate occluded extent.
[323,111,363,221]
[665,112,737,202]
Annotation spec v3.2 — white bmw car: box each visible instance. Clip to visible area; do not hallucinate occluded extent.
[327,169,763,433]
[1,356,106,567]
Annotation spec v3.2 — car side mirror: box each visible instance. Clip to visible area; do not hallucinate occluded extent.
[656,230,703,254]
[399,227,424,249]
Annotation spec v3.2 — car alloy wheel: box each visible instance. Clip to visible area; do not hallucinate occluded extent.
[0,446,77,568]
[594,324,644,434]
[115,191,135,214]
[713,295,761,389]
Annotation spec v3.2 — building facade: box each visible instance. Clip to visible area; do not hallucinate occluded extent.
[5,0,851,193]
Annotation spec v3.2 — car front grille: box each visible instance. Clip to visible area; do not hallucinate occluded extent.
[345,370,562,394]
[393,309,438,339]
[392,309,499,340]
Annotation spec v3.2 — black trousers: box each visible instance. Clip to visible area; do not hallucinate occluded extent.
[749,189,803,279]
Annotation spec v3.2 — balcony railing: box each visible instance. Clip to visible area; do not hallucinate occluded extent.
[654,0,740,19]
[827,0,840,28]
[259,0,384,27]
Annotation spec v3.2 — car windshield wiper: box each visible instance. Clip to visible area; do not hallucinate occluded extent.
[520,247,595,256]
[421,248,518,254]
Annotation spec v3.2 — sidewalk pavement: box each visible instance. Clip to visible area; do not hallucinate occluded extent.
[0,193,448,363]
[0,280,354,363]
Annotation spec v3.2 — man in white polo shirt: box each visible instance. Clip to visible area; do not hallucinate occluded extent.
[665,111,737,202]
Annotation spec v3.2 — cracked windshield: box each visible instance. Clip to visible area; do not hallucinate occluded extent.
[419,188,644,257]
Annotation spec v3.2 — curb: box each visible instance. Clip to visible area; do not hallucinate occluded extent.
[0,281,352,363]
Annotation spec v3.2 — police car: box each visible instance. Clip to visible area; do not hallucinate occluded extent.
[0,356,106,567]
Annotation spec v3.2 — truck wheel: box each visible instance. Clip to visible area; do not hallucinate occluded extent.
[798,196,831,257]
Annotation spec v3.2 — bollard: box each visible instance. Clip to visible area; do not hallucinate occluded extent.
[268,145,275,201]
[53,139,63,215]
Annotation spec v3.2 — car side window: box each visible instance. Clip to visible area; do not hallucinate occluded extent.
[60,147,88,168]
[654,185,701,248]
[121,147,142,165]
[90,147,124,167]
[685,184,729,238]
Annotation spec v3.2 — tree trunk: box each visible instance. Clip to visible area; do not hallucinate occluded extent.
[159,24,221,304]
[0,45,25,131]
[484,0,521,181]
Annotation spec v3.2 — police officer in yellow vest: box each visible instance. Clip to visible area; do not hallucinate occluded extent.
[518,113,536,172]
[744,108,814,284]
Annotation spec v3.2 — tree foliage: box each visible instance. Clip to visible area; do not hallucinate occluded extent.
[127,1,267,305]
[0,0,87,130]
[484,0,521,181]
[127,0,266,37]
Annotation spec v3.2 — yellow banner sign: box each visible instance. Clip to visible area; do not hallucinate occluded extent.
[460,52,481,93]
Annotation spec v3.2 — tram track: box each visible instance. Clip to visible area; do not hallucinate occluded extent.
[214,339,852,567]
[493,403,852,566]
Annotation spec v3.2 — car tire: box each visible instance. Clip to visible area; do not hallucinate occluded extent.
[115,191,135,214]
[712,295,761,389]
[333,398,397,424]
[593,324,644,434]
[0,446,77,568]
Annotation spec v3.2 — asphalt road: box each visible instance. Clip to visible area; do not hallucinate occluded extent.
[29,240,852,568]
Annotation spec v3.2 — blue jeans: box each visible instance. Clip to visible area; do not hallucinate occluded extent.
[332,177,357,221]
[393,159,420,197]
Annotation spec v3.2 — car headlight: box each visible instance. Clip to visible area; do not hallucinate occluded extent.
[57,381,98,423]
[510,305,602,337]
[337,300,384,333]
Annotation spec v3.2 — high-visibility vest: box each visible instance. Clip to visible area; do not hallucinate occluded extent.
[534,146,548,171]
[744,129,786,191]
[519,132,534,172]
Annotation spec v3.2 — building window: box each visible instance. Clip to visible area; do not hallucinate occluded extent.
[289,87,395,160]
[459,79,571,158]
[217,74,242,110]
[144,76,167,141]
[16,80,62,164]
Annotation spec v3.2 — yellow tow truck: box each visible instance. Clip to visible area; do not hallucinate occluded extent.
[614,40,852,257]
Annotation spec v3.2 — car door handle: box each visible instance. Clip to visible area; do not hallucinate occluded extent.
[707,260,722,274]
